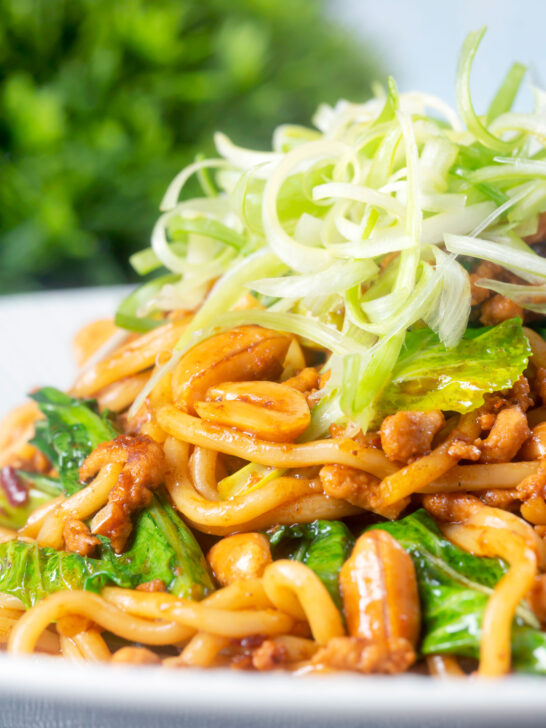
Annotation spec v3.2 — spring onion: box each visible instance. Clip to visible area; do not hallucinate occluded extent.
[124,29,546,428]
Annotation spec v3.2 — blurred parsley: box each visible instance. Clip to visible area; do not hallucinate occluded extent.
[0,0,382,293]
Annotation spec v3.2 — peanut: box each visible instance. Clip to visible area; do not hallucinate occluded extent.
[172,326,291,414]
[339,530,420,648]
[195,381,310,442]
[207,533,272,586]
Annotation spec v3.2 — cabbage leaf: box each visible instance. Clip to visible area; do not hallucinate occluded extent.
[374,318,531,419]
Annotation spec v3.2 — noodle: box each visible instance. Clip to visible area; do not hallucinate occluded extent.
[36,463,123,549]
[9,591,193,654]
[4,310,546,677]
[426,655,464,678]
[379,414,482,505]
[262,561,345,645]
[158,407,396,477]
[96,373,151,413]
[72,317,189,398]
[190,447,221,501]
[164,437,324,530]
[423,462,539,493]
[439,501,540,677]
[60,635,85,660]
[177,633,230,667]
[100,588,294,638]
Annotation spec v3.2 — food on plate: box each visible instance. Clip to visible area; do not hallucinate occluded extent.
[3,29,546,677]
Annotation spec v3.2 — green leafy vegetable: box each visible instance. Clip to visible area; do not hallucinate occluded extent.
[0,539,134,608]
[373,318,530,419]
[369,510,546,675]
[0,492,213,607]
[268,520,355,609]
[102,492,214,600]
[30,387,118,495]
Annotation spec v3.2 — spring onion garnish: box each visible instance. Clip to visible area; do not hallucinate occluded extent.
[127,28,546,429]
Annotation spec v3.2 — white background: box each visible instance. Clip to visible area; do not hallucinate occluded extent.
[333,0,545,110]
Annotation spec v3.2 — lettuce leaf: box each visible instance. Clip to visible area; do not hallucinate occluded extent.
[0,492,213,607]
[101,492,214,601]
[0,539,134,608]
[374,318,530,418]
[30,387,118,495]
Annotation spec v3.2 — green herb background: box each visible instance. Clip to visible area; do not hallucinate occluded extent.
[0,0,382,294]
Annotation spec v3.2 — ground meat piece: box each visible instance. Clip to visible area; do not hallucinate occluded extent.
[380,410,445,464]
[509,376,534,413]
[478,488,519,510]
[477,413,496,431]
[480,294,524,326]
[111,647,161,665]
[230,654,254,671]
[251,640,288,671]
[446,439,482,461]
[80,434,165,553]
[479,406,530,464]
[319,464,407,520]
[284,367,321,407]
[469,261,503,306]
[536,368,546,406]
[423,493,482,522]
[520,422,546,460]
[482,377,533,415]
[62,518,99,557]
[311,636,415,675]
[136,579,167,593]
[516,460,546,500]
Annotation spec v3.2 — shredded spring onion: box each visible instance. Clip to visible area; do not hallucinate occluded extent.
[123,28,546,429]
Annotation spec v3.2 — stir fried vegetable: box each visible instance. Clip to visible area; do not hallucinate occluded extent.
[0,493,213,607]
[31,388,118,495]
[373,317,531,420]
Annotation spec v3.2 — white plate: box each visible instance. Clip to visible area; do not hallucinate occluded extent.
[1,287,546,727]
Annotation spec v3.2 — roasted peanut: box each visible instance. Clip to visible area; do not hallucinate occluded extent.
[195,381,310,442]
[172,326,291,414]
[207,532,272,586]
[339,530,420,648]
[520,422,546,461]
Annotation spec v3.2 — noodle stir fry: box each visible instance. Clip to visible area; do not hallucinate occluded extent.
[4,30,546,677]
